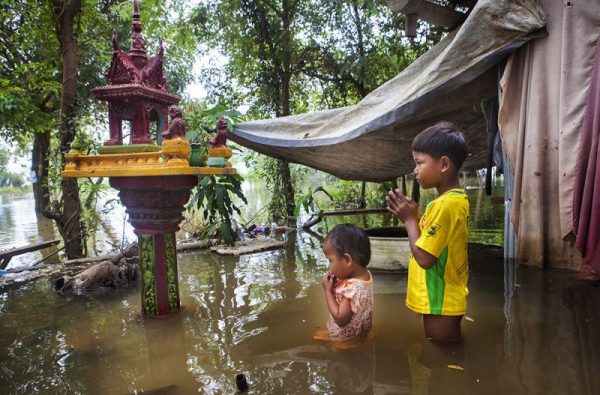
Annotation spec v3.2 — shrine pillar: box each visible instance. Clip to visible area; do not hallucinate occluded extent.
[110,175,197,316]
[107,103,123,145]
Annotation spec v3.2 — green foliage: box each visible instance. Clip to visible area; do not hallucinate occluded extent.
[372,180,397,207]
[183,101,248,244]
[190,0,442,217]
[183,100,243,145]
[0,171,25,188]
[241,152,303,223]
[0,149,8,169]
[295,190,315,218]
[187,175,247,245]
[295,178,401,216]
[191,0,440,112]
[325,180,364,209]
[0,0,61,148]
[294,186,332,217]
[78,177,110,254]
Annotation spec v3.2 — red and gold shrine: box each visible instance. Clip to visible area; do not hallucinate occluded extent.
[62,0,234,317]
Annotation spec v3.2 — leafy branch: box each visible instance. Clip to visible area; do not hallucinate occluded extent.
[187,174,247,245]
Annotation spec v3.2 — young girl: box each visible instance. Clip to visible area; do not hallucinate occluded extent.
[321,224,373,341]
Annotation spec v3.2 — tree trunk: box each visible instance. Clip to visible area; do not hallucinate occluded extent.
[351,0,368,97]
[250,0,297,221]
[278,159,295,219]
[31,131,50,215]
[47,0,84,259]
[359,181,366,208]
[279,73,296,219]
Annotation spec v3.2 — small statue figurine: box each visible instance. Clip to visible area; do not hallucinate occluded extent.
[210,116,228,148]
[161,105,186,140]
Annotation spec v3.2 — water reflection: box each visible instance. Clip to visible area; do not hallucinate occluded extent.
[0,191,133,269]
[0,194,60,268]
[2,176,600,393]
[1,238,600,393]
[0,175,503,271]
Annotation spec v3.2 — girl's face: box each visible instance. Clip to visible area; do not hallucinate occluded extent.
[323,241,351,280]
[413,151,445,189]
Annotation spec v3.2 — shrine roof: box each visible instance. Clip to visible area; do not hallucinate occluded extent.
[91,84,180,105]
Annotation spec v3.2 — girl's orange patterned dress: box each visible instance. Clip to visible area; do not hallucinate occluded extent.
[327,272,373,340]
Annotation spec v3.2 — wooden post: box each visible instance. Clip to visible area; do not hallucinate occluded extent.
[405,13,417,37]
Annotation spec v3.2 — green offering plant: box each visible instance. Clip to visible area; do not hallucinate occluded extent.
[184,101,247,245]
[184,102,242,145]
[187,173,247,246]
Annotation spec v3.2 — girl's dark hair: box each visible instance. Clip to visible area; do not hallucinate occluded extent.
[411,122,468,170]
[324,224,371,267]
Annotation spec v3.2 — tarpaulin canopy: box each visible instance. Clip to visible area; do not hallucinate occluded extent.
[231,0,545,182]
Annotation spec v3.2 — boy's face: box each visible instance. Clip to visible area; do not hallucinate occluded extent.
[412,151,447,189]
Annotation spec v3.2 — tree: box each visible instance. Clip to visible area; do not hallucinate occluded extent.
[2,0,198,259]
[0,148,24,188]
[294,0,440,206]
[0,0,62,212]
[37,0,84,259]
[297,0,438,106]
[191,0,314,222]
[191,0,443,219]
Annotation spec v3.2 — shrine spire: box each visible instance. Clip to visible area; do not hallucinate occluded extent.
[130,0,147,66]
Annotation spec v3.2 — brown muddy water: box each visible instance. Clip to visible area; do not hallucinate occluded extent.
[1,180,599,394]
[1,234,599,394]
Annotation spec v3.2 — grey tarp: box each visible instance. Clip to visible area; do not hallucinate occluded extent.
[231,0,545,182]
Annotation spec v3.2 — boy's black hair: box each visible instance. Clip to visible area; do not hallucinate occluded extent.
[324,224,371,267]
[411,122,468,170]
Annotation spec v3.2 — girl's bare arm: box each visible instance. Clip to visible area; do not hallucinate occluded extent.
[325,290,353,326]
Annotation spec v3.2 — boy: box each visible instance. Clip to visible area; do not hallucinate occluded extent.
[386,122,469,342]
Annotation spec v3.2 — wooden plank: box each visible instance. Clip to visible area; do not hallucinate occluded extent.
[302,207,388,229]
[321,207,388,216]
[210,239,286,256]
[0,239,61,269]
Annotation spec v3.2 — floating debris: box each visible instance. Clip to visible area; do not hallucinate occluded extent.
[210,239,286,256]
[236,373,249,392]
[447,364,465,371]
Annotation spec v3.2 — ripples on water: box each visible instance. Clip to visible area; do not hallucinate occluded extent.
[1,235,600,393]
[0,192,135,269]
[1,183,599,393]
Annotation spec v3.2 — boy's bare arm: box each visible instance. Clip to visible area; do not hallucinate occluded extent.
[386,190,437,269]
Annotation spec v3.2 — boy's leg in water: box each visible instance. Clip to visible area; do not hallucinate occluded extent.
[423,315,462,342]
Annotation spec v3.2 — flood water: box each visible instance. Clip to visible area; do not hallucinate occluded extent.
[1,236,599,394]
[1,180,599,394]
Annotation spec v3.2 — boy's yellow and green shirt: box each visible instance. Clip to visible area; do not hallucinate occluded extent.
[406,189,469,316]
